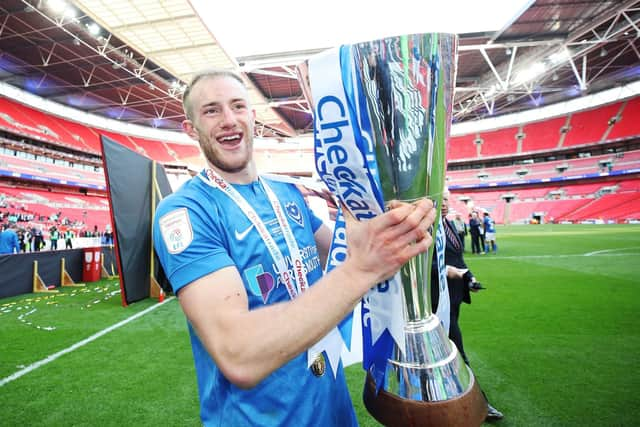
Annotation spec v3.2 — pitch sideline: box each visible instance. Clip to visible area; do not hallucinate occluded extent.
[470,250,640,260]
[0,297,175,387]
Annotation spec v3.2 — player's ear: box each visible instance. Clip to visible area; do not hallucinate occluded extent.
[182,120,198,141]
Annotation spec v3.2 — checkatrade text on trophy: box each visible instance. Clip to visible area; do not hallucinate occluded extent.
[301,34,487,426]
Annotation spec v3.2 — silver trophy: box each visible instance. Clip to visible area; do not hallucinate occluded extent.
[303,34,486,426]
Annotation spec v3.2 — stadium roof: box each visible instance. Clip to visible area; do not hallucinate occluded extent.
[0,0,639,139]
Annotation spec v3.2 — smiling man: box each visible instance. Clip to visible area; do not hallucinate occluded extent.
[153,69,436,426]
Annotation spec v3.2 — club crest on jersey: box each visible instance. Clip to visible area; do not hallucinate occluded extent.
[285,202,304,227]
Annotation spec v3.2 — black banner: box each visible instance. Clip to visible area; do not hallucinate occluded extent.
[100,136,172,305]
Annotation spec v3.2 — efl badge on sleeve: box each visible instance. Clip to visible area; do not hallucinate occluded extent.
[159,208,193,254]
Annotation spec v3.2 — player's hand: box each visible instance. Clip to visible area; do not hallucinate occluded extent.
[446,266,468,280]
[342,198,436,287]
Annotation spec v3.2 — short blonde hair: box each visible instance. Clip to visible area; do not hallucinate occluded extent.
[182,69,246,121]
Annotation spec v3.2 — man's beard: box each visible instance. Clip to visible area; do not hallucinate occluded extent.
[208,151,250,174]
[200,134,253,174]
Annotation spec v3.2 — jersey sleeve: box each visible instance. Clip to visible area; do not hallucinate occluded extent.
[153,196,234,294]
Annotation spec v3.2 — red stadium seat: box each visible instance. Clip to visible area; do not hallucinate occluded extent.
[477,127,520,157]
[521,117,565,152]
[448,134,478,160]
[607,97,640,141]
[562,102,623,148]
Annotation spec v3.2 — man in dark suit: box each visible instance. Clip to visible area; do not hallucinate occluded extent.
[431,191,503,421]
[469,211,483,254]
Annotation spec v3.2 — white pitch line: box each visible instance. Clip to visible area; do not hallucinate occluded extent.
[470,252,640,260]
[584,247,640,256]
[0,297,175,387]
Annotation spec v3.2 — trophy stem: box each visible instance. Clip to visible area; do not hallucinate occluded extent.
[400,248,433,323]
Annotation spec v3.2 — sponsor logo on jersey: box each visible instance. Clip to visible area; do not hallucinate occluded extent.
[244,264,275,304]
[234,224,254,241]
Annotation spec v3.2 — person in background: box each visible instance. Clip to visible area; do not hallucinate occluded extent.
[50,226,59,250]
[27,227,33,252]
[479,212,486,253]
[17,228,26,253]
[469,211,483,254]
[33,225,43,251]
[453,213,468,251]
[0,223,19,255]
[104,224,113,245]
[65,228,74,249]
[483,212,498,254]
[431,192,503,421]
[152,69,437,427]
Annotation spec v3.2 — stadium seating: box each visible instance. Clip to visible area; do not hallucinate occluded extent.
[616,178,640,192]
[0,96,69,146]
[563,192,639,222]
[448,134,478,160]
[447,149,640,187]
[0,96,205,166]
[561,182,610,196]
[511,187,553,199]
[477,127,520,157]
[449,174,640,224]
[561,102,622,148]
[521,116,565,152]
[0,183,111,231]
[613,150,640,170]
[128,136,176,163]
[165,142,202,162]
[448,97,639,163]
[606,97,640,141]
[54,117,102,154]
[534,199,591,222]
[0,153,105,187]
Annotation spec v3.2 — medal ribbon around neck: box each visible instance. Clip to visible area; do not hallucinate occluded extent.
[199,169,308,299]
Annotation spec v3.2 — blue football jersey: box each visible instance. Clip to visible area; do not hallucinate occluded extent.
[483,216,496,233]
[153,172,357,427]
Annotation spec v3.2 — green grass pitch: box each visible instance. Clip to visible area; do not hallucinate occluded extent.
[1,224,639,426]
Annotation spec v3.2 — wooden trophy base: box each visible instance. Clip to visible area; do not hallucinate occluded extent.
[363,372,487,427]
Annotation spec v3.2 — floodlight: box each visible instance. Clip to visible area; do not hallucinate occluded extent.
[87,22,101,36]
[514,62,547,85]
[548,49,570,65]
[485,84,497,98]
[47,0,67,14]
[63,7,77,19]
